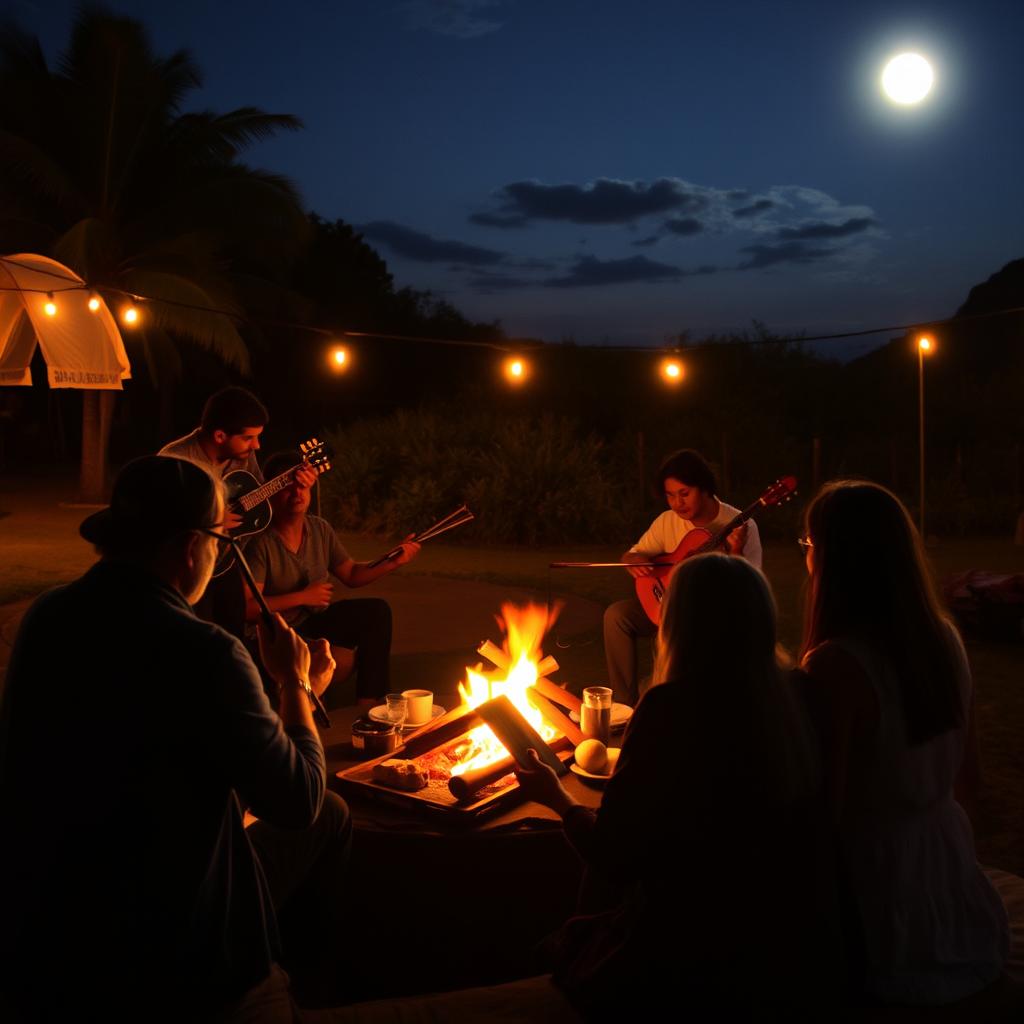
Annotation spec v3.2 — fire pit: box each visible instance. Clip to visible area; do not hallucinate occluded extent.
[336,603,585,822]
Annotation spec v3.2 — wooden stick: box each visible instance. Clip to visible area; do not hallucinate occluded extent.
[476,639,510,671]
[412,512,474,544]
[447,736,571,801]
[400,705,483,758]
[536,655,559,678]
[526,688,585,746]
[532,676,582,715]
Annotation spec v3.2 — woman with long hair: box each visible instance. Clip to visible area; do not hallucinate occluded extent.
[799,479,1009,1004]
[517,553,844,1019]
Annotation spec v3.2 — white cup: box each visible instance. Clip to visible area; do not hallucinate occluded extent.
[402,689,434,726]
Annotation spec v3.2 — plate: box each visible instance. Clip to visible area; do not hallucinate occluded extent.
[569,702,633,731]
[570,747,620,781]
[368,704,445,730]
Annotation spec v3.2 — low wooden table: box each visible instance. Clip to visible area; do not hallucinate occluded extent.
[316,704,610,1003]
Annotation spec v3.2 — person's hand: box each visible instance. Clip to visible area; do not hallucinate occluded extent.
[225,509,244,532]
[624,552,655,578]
[302,580,333,610]
[724,523,747,556]
[293,464,318,489]
[513,749,576,815]
[257,613,311,689]
[390,535,421,567]
[307,637,336,698]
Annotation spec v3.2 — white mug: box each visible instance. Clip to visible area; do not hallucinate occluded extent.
[402,689,434,726]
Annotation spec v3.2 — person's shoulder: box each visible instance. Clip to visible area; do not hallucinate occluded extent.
[157,429,200,456]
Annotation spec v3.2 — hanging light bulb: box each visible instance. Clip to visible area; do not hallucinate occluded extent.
[122,304,140,326]
[43,293,57,317]
[503,355,529,384]
[87,292,101,313]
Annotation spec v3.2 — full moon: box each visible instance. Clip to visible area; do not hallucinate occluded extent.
[881,53,934,105]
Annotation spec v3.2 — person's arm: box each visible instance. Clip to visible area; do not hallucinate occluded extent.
[216,620,326,829]
[333,536,421,588]
[802,641,879,825]
[950,629,980,821]
[623,516,668,578]
[243,580,332,622]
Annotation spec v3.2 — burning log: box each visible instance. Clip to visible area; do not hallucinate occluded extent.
[448,736,573,801]
[476,639,510,672]
[401,704,483,758]
[526,688,585,746]
[477,641,559,681]
[532,676,582,716]
[536,655,559,678]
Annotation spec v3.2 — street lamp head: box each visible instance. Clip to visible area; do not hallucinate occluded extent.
[659,357,685,384]
[503,355,528,384]
[917,335,934,354]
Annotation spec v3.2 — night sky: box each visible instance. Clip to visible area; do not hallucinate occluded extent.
[12,0,1024,351]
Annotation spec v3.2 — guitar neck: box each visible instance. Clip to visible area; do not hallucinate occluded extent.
[236,467,302,512]
[697,499,763,554]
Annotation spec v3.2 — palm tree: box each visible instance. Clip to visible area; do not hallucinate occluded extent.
[0,8,309,499]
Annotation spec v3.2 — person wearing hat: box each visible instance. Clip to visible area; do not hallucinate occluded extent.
[0,456,350,1019]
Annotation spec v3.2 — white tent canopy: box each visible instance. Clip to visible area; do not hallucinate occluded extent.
[0,254,131,389]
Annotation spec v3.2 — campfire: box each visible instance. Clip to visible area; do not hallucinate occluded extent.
[338,602,584,818]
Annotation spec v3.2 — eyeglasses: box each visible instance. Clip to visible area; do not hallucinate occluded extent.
[796,536,814,552]
[198,526,233,558]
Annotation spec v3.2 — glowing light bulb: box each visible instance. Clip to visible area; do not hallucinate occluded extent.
[328,345,350,373]
[503,356,528,384]
[918,335,933,353]
[87,294,101,312]
[43,293,57,317]
[122,305,139,326]
[660,357,685,384]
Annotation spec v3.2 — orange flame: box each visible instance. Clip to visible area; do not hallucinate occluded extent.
[451,602,561,776]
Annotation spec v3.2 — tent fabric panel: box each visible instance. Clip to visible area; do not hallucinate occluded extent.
[0,254,131,390]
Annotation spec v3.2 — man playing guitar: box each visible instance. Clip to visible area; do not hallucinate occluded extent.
[604,449,762,705]
[159,387,318,637]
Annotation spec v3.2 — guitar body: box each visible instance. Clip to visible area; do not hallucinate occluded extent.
[212,438,333,577]
[223,470,274,540]
[635,527,715,625]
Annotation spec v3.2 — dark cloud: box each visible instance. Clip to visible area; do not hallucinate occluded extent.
[726,189,750,200]
[733,199,775,219]
[359,220,505,265]
[467,270,533,292]
[664,217,704,236]
[776,216,876,240]
[544,255,684,288]
[399,0,504,39]
[469,211,529,228]
[471,177,706,227]
[631,235,661,247]
[736,242,835,270]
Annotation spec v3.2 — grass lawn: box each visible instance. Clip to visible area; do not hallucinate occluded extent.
[3,476,1023,873]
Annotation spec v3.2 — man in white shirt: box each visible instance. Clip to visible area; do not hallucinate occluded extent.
[604,449,762,704]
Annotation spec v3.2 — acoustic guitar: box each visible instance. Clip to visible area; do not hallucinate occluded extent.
[635,475,797,624]
[213,437,332,576]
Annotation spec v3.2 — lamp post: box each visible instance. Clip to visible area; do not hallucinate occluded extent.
[917,334,934,537]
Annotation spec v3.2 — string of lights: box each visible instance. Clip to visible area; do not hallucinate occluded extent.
[2,255,1021,388]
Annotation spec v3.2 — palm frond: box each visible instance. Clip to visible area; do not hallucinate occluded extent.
[170,108,303,163]
[0,130,82,212]
[52,217,120,280]
[120,268,250,373]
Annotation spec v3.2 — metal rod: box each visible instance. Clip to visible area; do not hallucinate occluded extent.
[230,539,331,729]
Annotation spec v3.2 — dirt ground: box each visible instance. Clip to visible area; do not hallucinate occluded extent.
[2,473,1022,874]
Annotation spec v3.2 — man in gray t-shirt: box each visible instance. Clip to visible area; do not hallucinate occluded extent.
[246,451,420,708]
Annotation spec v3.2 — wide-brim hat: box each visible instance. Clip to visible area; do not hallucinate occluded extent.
[79,455,218,549]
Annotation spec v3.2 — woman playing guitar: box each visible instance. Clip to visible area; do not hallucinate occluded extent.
[604,449,762,706]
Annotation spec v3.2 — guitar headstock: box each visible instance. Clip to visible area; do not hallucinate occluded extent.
[298,437,332,476]
[759,475,798,507]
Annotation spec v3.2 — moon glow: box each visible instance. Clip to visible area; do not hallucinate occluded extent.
[881,53,934,105]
